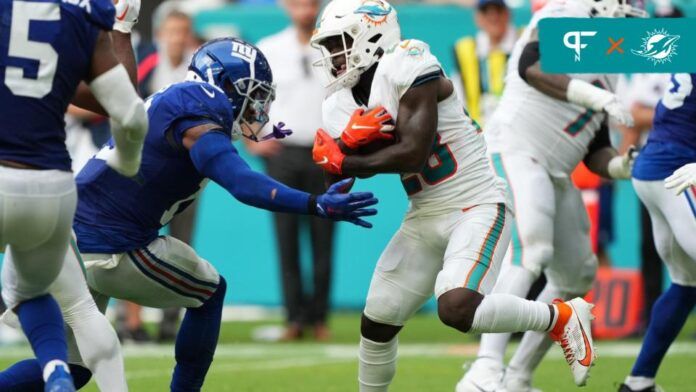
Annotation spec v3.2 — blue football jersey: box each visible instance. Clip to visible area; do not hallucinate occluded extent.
[0,0,114,170]
[74,81,235,253]
[634,73,696,181]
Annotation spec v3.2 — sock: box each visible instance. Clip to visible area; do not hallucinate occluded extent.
[66,299,126,391]
[469,294,552,334]
[170,277,226,392]
[477,266,537,363]
[507,285,572,379]
[624,375,655,390]
[631,284,696,378]
[0,360,91,391]
[16,294,68,380]
[358,336,398,392]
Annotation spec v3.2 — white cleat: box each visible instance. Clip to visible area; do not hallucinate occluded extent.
[500,370,542,392]
[455,357,503,392]
[548,297,596,387]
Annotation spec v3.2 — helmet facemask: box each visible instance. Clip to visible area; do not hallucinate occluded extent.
[588,0,647,17]
[313,29,366,93]
[225,77,276,142]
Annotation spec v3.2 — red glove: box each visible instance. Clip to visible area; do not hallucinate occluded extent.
[340,106,395,150]
[313,129,345,175]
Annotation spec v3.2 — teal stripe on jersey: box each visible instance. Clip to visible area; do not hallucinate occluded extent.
[465,203,506,291]
[490,153,523,266]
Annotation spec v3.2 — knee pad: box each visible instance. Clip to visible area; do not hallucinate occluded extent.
[522,242,554,277]
[360,313,401,343]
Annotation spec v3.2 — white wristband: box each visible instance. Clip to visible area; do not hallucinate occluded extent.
[607,155,629,179]
[566,79,614,112]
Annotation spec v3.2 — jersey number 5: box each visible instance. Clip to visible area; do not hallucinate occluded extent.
[401,134,458,196]
[662,73,693,110]
[4,1,59,98]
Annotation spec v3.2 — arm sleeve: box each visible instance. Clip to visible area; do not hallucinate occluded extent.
[189,131,315,214]
[518,41,540,82]
[583,120,611,166]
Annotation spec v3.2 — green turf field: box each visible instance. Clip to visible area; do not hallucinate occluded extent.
[2,313,695,391]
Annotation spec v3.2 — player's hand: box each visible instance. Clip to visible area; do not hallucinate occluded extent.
[102,145,142,177]
[315,178,378,228]
[603,98,634,127]
[113,0,141,34]
[313,129,345,175]
[340,106,395,150]
[607,145,638,179]
[665,163,696,195]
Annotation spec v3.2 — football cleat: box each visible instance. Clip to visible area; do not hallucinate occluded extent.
[548,297,596,386]
[44,364,75,392]
[455,357,503,392]
[500,368,542,392]
[617,383,664,392]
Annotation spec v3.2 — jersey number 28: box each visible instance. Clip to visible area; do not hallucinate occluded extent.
[401,134,458,196]
[4,1,59,98]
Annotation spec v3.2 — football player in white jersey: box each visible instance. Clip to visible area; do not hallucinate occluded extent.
[311,0,599,389]
[458,0,645,391]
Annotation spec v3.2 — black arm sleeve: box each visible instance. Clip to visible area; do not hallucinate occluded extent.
[518,41,540,82]
[583,120,611,166]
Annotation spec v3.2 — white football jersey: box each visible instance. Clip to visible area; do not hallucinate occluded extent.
[322,39,507,215]
[485,0,618,178]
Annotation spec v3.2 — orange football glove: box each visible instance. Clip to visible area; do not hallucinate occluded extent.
[313,129,345,175]
[340,106,395,150]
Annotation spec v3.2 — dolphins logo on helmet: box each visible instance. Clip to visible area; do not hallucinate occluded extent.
[632,29,680,65]
[354,0,393,25]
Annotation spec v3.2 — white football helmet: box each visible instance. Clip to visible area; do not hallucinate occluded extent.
[579,0,647,17]
[311,0,401,93]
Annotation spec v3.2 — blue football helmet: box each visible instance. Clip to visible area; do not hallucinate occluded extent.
[189,37,276,141]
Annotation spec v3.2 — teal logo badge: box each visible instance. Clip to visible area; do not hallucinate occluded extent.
[631,29,680,65]
[540,18,696,73]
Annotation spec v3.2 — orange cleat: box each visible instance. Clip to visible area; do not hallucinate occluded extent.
[549,297,597,386]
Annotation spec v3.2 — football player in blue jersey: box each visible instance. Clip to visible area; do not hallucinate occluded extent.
[0,0,147,390]
[0,36,379,391]
[619,73,696,392]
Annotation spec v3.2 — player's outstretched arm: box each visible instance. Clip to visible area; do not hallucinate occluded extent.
[185,126,379,228]
[583,121,637,179]
[86,30,148,177]
[313,79,442,177]
[519,29,633,127]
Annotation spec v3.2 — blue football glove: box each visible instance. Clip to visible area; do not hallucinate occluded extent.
[315,178,378,228]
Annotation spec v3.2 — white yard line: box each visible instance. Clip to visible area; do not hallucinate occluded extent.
[1,341,695,361]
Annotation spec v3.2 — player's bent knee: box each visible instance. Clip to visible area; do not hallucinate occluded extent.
[437,288,484,333]
[360,313,402,343]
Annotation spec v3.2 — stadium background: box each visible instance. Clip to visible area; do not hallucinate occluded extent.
[178,1,696,308]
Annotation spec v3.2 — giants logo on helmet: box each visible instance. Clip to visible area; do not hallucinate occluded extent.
[231,41,257,63]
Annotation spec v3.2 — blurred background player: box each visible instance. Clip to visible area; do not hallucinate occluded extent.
[0,0,147,390]
[249,0,335,341]
[616,2,682,330]
[457,0,643,390]
[311,0,599,390]
[452,0,518,125]
[619,74,696,392]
